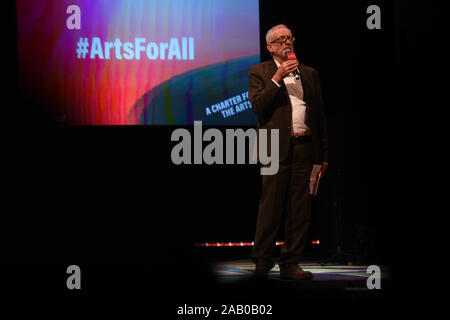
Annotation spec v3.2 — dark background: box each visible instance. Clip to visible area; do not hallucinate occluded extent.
[2,0,447,301]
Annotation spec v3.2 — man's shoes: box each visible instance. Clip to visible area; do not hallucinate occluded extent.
[254,259,275,278]
[279,264,313,280]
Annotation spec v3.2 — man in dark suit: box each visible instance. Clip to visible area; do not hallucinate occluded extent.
[249,24,328,280]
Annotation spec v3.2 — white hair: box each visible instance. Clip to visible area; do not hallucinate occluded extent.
[265,24,291,44]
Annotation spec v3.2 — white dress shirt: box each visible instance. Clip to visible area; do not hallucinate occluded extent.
[272,59,310,137]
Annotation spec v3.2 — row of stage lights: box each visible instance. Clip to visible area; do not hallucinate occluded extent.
[195,240,320,247]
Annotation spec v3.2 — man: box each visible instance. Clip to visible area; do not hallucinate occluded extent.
[249,24,328,280]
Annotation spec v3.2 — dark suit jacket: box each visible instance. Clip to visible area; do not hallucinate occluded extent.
[248,59,328,164]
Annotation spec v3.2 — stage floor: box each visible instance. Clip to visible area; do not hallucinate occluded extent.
[212,259,390,289]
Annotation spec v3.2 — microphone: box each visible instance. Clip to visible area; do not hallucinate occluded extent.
[284,49,300,80]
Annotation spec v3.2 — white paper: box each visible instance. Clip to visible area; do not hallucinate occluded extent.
[309,164,323,196]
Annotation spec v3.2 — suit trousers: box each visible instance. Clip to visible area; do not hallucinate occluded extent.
[252,139,313,266]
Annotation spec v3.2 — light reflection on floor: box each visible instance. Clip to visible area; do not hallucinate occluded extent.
[213,259,389,283]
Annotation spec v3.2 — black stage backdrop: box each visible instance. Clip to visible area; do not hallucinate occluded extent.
[2,0,447,302]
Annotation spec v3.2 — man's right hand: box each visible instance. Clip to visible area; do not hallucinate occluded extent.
[272,60,299,84]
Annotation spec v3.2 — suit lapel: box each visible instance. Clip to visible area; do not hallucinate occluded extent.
[267,59,278,77]
[299,66,312,102]
[299,65,313,126]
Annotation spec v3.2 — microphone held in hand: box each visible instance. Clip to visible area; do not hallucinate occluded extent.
[284,49,300,80]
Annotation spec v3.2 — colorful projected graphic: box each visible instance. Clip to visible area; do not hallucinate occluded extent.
[17,0,260,125]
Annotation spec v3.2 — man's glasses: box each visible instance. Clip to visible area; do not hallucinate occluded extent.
[270,36,296,44]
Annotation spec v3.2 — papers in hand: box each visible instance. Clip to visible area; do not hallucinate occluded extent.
[309,164,323,196]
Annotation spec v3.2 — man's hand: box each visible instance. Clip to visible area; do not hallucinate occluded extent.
[273,60,299,84]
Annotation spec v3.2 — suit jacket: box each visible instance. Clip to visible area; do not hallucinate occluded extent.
[248,59,328,164]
